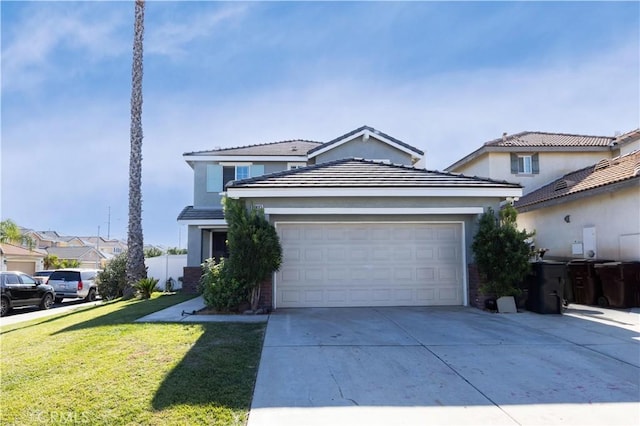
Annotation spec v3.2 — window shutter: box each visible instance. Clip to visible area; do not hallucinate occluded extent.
[250,165,265,178]
[206,165,222,192]
[510,153,518,174]
[532,153,540,174]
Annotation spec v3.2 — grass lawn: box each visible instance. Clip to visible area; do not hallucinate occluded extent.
[0,293,266,425]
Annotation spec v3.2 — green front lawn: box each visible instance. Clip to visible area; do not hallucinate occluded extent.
[0,294,266,425]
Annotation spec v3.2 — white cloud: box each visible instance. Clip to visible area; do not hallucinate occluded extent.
[146,3,249,58]
[1,3,129,92]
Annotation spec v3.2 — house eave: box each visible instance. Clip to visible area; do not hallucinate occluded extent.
[227,187,523,199]
[515,178,639,213]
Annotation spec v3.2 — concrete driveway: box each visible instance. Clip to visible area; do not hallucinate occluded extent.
[248,306,640,426]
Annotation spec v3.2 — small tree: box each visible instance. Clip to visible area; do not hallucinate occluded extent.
[224,197,282,311]
[0,219,34,249]
[167,247,187,255]
[97,252,128,300]
[144,247,163,258]
[472,205,533,298]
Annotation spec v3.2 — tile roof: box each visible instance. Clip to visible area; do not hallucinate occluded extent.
[228,158,521,189]
[307,125,425,156]
[514,150,640,211]
[184,140,322,157]
[0,243,47,257]
[177,206,225,221]
[45,246,106,259]
[485,131,614,148]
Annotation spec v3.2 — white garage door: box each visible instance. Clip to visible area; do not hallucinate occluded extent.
[275,222,464,308]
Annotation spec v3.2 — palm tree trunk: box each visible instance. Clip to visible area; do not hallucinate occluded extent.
[124,0,146,298]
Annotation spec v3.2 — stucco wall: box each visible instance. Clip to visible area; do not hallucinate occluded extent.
[186,226,202,266]
[517,185,640,261]
[314,135,412,165]
[455,151,610,195]
[193,161,291,208]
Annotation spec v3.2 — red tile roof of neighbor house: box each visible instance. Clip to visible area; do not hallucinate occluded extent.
[484,131,615,148]
[514,150,640,212]
[0,243,46,257]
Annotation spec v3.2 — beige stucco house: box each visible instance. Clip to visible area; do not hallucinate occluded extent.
[444,131,634,195]
[515,150,640,261]
[0,243,47,274]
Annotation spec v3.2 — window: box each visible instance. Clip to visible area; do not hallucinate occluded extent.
[207,164,265,192]
[236,165,249,180]
[510,153,539,175]
[518,155,532,174]
[287,162,307,170]
[223,165,250,187]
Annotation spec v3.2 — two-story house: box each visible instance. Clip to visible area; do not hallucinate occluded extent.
[447,129,640,261]
[179,126,522,309]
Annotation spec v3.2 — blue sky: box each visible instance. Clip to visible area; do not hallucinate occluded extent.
[1,1,638,247]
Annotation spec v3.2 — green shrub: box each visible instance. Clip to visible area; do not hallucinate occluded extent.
[135,277,159,299]
[472,205,533,298]
[200,258,247,312]
[97,252,127,300]
[224,198,282,310]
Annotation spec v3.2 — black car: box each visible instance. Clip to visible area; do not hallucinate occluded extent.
[0,271,56,316]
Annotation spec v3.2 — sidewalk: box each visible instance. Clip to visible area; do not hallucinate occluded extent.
[135,296,268,323]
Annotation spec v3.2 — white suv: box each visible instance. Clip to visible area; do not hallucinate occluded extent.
[47,269,100,303]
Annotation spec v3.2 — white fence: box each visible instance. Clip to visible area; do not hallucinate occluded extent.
[144,254,187,291]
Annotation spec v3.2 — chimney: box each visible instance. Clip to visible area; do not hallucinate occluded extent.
[502,132,508,142]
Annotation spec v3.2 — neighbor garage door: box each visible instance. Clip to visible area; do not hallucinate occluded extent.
[275,222,464,308]
[5,261,36,275]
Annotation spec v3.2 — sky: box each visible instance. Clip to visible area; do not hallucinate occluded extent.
[1,1,639,248]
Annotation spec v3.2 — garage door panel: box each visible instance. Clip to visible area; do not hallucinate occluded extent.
[276,222,463,308]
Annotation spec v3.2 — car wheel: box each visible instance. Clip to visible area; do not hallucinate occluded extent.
[40,293,54,310]
[1,297,10,317]
[85,288,97,302]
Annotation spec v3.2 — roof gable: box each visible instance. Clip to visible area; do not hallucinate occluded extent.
[307,126,424,159]
[515,150,640,211]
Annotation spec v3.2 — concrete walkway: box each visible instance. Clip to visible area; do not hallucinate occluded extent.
[135,296,268,323]
[248,305,640,426]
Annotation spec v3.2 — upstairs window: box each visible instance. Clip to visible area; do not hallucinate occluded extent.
[207,164,265,192]
[235,165,249,180]
[518,155,532,174]
[510,153,539,175]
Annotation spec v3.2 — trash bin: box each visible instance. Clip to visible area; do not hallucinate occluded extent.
[567,260,609,306]
[595,262,640,308]
[526,261,566,314]
[622,262,640,308]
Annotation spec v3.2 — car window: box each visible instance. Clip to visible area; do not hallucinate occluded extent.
[49,271,81,281]
[6,274,20,284]
[20,275,36,285]
[81,271,96,280]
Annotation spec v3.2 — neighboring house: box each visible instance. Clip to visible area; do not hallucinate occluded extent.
[24,230,87,249]
[178,126,425,268]
[80,237,127,255]
[445,131,623,195]
[0,243,47,274]
[179,125,521,309]
[515,150,640,262]
[45,246,109,269]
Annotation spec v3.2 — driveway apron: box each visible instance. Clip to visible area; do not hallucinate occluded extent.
[248,306,640,426]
